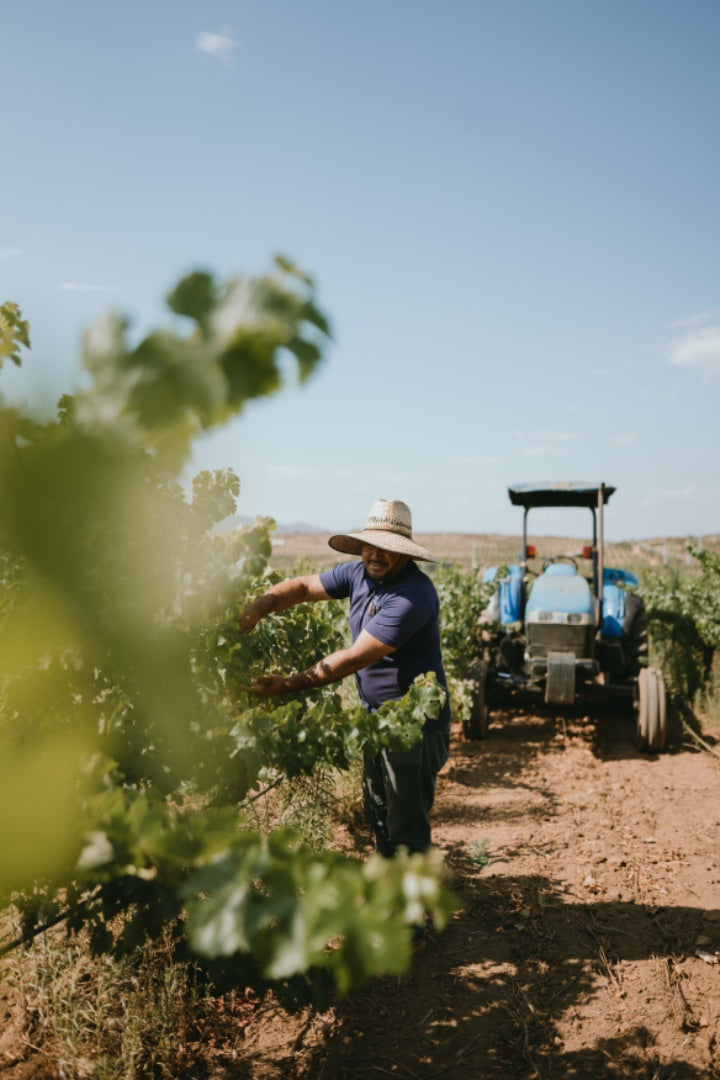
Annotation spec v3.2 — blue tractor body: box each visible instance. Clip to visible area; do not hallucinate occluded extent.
[489,563,640,636]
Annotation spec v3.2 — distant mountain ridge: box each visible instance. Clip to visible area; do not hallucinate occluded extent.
[274,521,329,534]
[215,515,328,534]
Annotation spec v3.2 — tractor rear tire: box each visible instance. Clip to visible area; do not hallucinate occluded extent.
[464,658,490,740]
[624,593,649,677]
[636,666,667,752]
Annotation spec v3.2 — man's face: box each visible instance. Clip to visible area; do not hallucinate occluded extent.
[361,544,410,581]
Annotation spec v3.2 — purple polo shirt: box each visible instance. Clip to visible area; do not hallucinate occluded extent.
[318,560,451,731]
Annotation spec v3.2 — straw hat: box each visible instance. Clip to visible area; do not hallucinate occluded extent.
[328,498,436,562]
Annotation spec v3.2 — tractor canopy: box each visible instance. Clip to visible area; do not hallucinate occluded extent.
[508,483,616,509]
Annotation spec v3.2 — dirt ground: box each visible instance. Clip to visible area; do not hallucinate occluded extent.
[3,710,719,1079]
[229,704,720,1080]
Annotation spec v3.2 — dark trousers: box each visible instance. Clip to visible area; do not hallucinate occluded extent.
[362,729,450,856]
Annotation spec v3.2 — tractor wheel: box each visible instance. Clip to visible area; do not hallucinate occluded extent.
[623,593,649,677]
[636,666,667,752]
[464,658,490,740]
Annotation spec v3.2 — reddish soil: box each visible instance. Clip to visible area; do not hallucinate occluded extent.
[234,705,720,1079]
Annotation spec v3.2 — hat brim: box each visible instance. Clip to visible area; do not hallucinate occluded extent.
[328,529,436,562]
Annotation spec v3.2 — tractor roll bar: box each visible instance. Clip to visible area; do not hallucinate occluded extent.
[511,482,613,626]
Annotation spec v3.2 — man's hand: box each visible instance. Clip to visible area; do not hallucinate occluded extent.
[241,674,289,698]
[238,598,269,634]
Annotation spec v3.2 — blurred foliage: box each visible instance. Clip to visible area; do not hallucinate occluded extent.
[0,301,30,367]
[0,260,455,998]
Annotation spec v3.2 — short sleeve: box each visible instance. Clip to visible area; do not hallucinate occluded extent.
[319,561,354,599]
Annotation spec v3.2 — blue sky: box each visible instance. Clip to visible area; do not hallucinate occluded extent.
[2,0,719,540]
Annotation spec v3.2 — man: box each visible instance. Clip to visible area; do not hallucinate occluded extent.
[240,498,451,857]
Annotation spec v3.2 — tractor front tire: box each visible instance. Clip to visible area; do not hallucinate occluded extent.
[636,666,667,753]
[464,658,490,740]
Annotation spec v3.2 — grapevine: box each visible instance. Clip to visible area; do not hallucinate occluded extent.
[640,542,720,706]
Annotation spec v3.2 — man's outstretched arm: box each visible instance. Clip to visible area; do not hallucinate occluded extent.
[243,630,395,698]
[238,574,330,632]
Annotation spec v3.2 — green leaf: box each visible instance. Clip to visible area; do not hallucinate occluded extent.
[273,253,314,287]
[166,270,216,327]
[285,336,323,383]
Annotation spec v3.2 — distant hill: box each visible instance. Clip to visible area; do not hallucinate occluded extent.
[214,515,328,535]
[274,521,329,534]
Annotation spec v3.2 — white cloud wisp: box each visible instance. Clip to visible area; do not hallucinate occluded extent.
[669,324,720,380]
[57,282,119,293]
[196,30,238,65]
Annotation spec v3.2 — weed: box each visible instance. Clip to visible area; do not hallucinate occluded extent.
[468,836,492,869]
[2,918,253,1077]
[280,765,339,851]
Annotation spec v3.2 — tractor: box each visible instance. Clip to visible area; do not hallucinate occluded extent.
[465,482,667,752]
